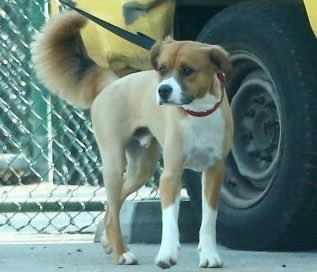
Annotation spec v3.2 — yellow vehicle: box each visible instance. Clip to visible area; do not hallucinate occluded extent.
[53,0,317,251]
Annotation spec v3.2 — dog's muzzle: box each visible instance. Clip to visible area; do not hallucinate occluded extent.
[158,84,172,104]
[157,77,194,105]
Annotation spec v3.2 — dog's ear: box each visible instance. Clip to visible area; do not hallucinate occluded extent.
[164,35,174,44]
[150,42,162,71]
[208,45,232,76]
[150,37,174,70]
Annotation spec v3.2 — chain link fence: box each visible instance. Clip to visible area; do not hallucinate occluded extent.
[0,0,159,235]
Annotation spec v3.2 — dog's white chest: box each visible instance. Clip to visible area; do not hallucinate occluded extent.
[180,110,225,172]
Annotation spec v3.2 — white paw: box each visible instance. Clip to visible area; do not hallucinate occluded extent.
[118,252,138,265]
[198,246,223,268]
[199,254,223,268]
[155,242,180,269]
[100,232,112,254]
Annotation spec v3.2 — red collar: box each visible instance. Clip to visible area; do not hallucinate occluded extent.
[181,73,226,117]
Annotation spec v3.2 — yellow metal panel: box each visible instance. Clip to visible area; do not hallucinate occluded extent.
[51,0,175,73]
[303,0,317,37]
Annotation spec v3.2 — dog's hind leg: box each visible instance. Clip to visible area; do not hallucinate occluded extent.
[121,138,160,202]
[102,139,160,257]
[100,203,112,254]
[102,139,160,256]
[101,147,138,265]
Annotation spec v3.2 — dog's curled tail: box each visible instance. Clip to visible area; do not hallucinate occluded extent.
[31,11,118,108]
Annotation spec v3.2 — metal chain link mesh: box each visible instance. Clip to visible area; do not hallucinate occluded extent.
[0,0,160,234]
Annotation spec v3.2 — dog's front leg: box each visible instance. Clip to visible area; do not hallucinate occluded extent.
[155,167,182,269]
[198,161,225,268]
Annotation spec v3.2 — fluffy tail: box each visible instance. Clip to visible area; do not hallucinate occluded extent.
[31,11,118,108]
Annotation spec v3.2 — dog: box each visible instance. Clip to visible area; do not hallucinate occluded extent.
[32,12,233,269]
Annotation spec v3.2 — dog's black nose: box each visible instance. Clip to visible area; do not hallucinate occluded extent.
[158,85,172,102]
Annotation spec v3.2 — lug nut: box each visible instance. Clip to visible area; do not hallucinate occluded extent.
[245,109,255,118]
[249,150,261,158]
[265,101,275,109]
[242,132,253,140]
[260,154,273,162]
[254,96,265,104]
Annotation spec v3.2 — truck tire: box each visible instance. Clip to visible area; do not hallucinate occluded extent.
[184,0,317,250]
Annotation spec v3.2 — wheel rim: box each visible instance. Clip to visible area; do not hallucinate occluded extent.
[222,51,282,209]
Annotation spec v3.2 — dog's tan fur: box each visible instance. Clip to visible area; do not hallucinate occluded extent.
[32,12,233,268]
[31,12,118,108]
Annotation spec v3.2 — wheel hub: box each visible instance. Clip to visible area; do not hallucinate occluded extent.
[223,52,282,208]
[231,73,280,183]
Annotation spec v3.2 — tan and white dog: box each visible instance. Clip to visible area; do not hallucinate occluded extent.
[32,12,233,269]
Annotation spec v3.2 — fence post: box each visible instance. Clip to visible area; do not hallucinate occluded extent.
[29,0,51,182]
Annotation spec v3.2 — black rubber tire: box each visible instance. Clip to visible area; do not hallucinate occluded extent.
[184,0,317,250]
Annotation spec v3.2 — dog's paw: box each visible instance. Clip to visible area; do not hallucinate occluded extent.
[199,255,223,268]
[198,249,223,268]
[117,252,138,265]
[155,243,180,269]
[198,234,223,268]
[156,258,177,269]
[100,232,112,254]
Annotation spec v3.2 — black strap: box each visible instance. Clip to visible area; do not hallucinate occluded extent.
[59,0,156,50]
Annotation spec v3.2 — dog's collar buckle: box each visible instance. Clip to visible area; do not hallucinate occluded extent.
[181,73,226,117]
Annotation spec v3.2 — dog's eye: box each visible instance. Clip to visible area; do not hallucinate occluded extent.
[158,65,167,76]
[181,66,194,77]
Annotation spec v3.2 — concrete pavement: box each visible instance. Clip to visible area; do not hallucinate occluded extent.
[0,235,316,272]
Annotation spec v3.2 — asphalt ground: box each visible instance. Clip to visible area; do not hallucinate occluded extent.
[0,235,316,272]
